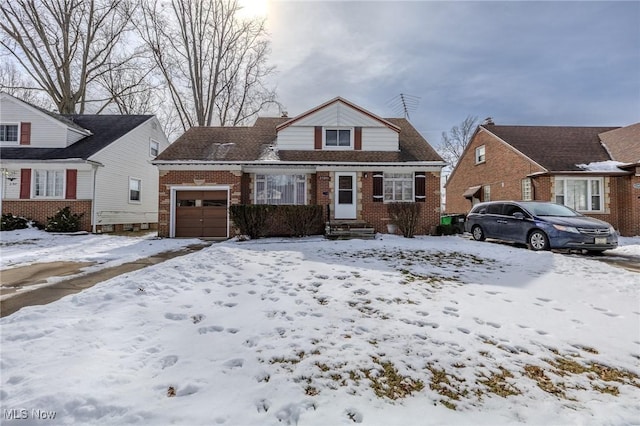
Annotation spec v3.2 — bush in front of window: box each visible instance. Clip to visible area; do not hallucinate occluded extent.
[45,206,84,233]
[0,213,30,231]
[275,205,324,237]
[388,202,421,238]
[229,205,273,239]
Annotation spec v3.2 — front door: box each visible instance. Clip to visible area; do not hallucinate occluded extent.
[334,172,357,219]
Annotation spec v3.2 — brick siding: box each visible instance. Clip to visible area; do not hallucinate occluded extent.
[159,169,442,238]
[446,130,639,236]
[446,129,545,214]
[2,200,92,231]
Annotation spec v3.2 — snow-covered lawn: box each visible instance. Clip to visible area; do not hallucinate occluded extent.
[1,234,639,425]
[0,228,201,299]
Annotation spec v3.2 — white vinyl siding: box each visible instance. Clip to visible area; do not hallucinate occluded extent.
[76,170,93,199]
[0,95,69,148]
[275,101,400,151]
[1,166,94,200]
[294,102,383,128]
[91,117,169,225]
[555,177,604,212]
[276,126,314,150]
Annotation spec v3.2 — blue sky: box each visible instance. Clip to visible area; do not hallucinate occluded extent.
[263,1,639,145]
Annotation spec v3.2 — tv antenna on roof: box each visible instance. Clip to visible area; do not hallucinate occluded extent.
[386,93,420,120]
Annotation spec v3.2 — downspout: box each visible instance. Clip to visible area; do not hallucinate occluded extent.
[91,164,98,233]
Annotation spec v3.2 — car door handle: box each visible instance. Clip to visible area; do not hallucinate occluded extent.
[496,220,508,224]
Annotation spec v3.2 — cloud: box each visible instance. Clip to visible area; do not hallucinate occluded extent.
[265,0,640,144]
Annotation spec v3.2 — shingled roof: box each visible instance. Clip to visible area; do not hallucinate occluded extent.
[155,117,443,163]
[0,115,154,161]
[598,123,640,164]
[484,125,619,171]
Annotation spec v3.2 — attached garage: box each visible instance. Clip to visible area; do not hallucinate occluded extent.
[174,189,228,238]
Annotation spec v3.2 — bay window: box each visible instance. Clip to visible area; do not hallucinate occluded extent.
[555,177,603,212]
[255,174,306,205]
[34,170,64,198]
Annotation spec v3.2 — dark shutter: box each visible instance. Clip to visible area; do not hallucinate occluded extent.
[20,122,31,145]
[20,169,31,199]
[66,169,77,199]
[354,127,362,150]
[314,126,322,149]
[414,172,426,202]
[372,171,383,202]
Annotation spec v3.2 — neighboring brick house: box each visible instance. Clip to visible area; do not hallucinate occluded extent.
[445,121,640,236]
[153,97,445,238]
[0,92,169,232]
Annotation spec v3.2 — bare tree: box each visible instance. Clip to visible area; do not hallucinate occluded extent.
[439,115,479,168]
[0,0,136,114]
[138,0,277,130]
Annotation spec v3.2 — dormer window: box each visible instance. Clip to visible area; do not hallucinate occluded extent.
[325,128,352,148]
[0,124,19,143]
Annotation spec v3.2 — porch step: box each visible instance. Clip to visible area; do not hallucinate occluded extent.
[325,221,376,240]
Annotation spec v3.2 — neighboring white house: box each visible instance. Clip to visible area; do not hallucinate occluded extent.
[0,92,169,232]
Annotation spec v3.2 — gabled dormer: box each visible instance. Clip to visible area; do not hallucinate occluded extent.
[275,97,401,152]
[0,92,91,148]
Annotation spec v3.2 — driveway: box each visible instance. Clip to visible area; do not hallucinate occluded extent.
[1,242,212,317]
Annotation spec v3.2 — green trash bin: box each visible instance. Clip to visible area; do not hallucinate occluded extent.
[440,215,452,226]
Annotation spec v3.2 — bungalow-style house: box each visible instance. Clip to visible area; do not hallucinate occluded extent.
[0,92,169,232]
[445,120,640,236]
[153,97,446,238]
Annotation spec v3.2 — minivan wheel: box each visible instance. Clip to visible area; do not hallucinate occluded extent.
[528,230,549,251]
[471,225,485,241]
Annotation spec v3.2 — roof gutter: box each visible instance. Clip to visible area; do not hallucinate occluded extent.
[152,160,447,167]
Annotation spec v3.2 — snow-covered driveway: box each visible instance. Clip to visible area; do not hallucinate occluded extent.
[1,235,639,425]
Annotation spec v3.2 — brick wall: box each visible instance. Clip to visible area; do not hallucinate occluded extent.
[2,200,92,231]
[159,169,443,238]
[359,171,441,234]
[158,170,242,237]
[614,174,640,236]
[445,129,545,214]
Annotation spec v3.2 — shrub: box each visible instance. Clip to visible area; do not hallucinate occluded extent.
[45,206,84,232]
[388,202,421,238]
[229,205,273,239]
[0,213,29,231]
[276,205,324,237]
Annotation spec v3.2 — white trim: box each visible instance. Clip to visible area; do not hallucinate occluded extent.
[150,139,160,157]
[0,92,92,135]
[169,185,231,238]
[154,161,447,169]
[475,145,486,164]
[334,172,357,219]
[323,127,353,150]
[32,169,66,199]
[0,122,20,145]
[554,176,605,213]
[128,176,142,204]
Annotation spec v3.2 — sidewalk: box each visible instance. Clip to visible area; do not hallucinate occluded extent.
[1,242,212,318]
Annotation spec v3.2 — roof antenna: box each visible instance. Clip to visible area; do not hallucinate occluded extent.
[386,93,420,119]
